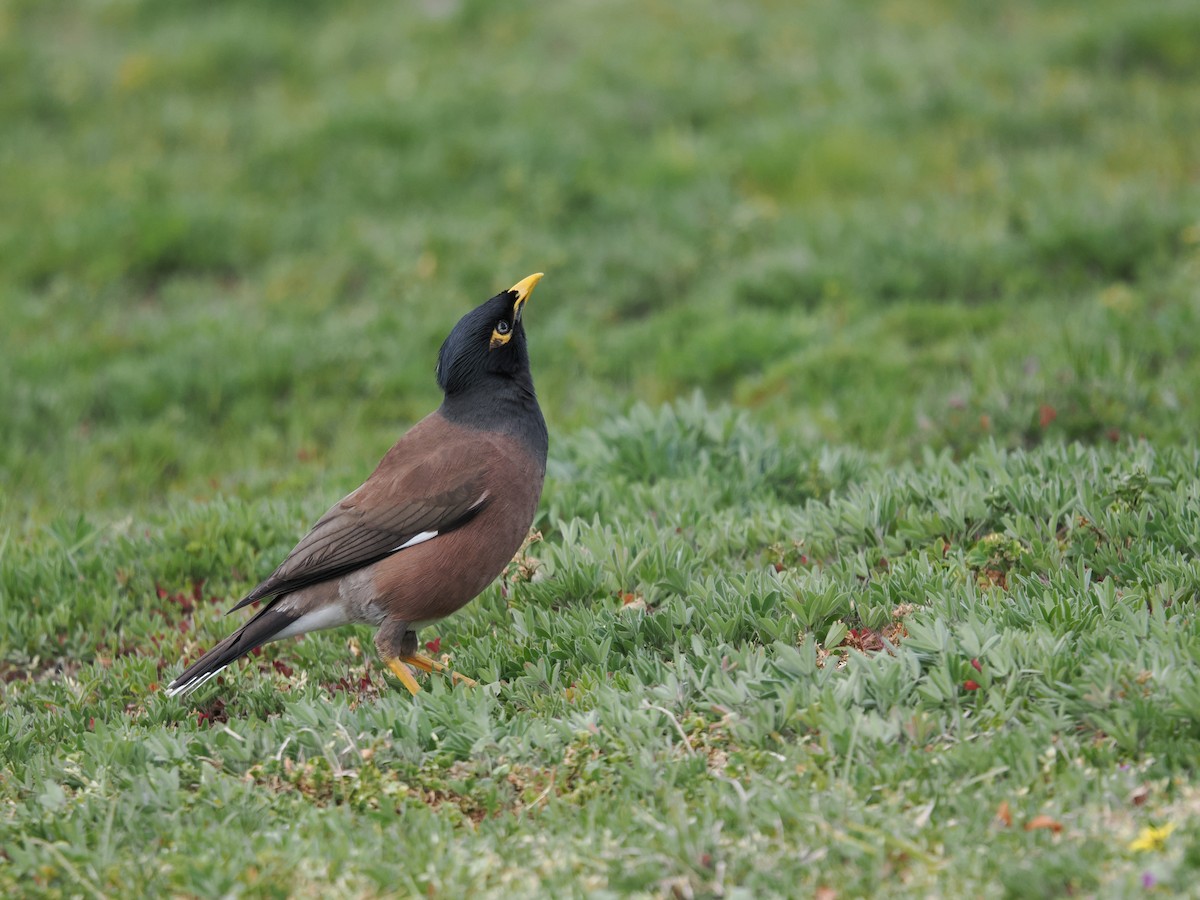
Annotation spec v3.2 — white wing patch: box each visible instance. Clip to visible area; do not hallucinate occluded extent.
[387,491,490,554]
[391,530,438,552]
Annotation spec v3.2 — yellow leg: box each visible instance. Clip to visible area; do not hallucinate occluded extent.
[384,657,422,696]
[401,653,479,688]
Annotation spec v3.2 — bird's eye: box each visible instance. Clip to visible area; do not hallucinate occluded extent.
[495,320,511,335]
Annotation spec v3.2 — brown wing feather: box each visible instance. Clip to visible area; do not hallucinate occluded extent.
[228,416,492,612]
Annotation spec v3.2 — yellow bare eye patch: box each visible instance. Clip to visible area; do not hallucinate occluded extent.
[490,321,513,348]
[488,273,542,350]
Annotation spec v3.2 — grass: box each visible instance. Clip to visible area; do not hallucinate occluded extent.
[5,403,1200,895]
[2,0,1199,896]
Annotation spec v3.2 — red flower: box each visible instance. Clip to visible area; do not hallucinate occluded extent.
[425,637,442,654]
[963,680,981,691]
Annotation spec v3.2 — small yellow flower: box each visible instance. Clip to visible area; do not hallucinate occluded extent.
[1129,823,1176,853]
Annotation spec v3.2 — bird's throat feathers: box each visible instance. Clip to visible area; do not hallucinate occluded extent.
[439,378,548,462]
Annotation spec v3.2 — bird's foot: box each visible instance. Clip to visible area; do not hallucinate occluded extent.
[383,653,478,695]
[384,657,423,695]
[404,652,479,688]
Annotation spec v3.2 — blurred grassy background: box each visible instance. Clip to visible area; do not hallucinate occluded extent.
[2,0,1198,515]
[4,3,1200,895]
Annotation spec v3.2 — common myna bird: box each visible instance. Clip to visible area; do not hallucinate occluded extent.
[166,273,547,698]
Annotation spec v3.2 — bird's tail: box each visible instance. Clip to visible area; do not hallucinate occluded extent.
[165,604,298,699]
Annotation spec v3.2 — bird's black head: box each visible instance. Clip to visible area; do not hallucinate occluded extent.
[436,273,543,397]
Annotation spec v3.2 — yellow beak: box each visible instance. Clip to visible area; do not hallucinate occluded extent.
[508,272,544,320]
